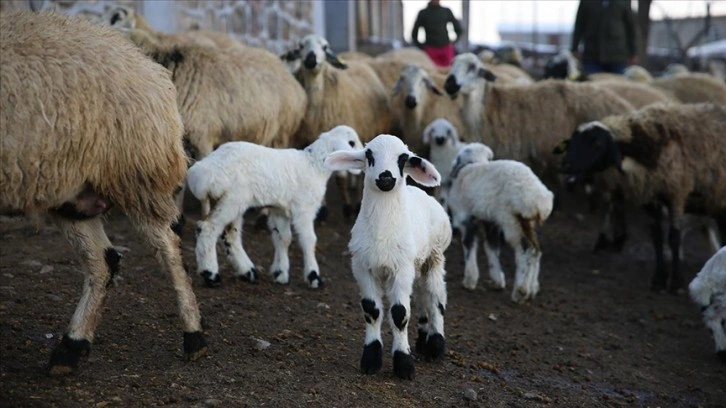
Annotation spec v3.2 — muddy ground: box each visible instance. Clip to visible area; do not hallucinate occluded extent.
[0,184,724,408]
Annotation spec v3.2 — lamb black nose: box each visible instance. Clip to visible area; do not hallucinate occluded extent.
[375,171,396,192]
[303,52,317,69]
[444,76,460,95]
[434,136,446,146]
[405,95,417,109]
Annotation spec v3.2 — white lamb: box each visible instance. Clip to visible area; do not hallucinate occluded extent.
[324,134,452,380]
[422,118,471,207]
[448,143,554,303]
[688,246,726,363]
[187,125,363,288]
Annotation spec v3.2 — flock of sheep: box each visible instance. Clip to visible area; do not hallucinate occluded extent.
[1,7,725,380]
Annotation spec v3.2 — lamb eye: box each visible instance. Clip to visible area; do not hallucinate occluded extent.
[349,141,355,147]
[467,63,475,72]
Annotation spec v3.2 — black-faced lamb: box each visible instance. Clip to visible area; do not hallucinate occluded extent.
[443,53,634,188]
[448,144,554,303]
[187,125,363,288]
[0,11,206,374]
[556,103,726,293]
[688,246,726,363]
[324,135,452,380]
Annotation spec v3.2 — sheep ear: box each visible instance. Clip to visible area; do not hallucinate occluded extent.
[552,140,570,154]
[324,149,366,172]
[423,77,443,95]
[326,50,347,69]
[422,128,432,145]
[477,68,497,82]
[405,156,441,187]
[391,77,403,96]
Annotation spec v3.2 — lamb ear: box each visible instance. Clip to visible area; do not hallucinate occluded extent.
[422,127,432,145]
[326,50,347,69]
[477,68,497,82]
[552,140,570,154]
[324,149,366,172]
[423,76,443,95]
[405,156,441,187]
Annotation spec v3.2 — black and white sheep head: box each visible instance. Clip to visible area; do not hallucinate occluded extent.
[554,121,622,187]
[392,65,443,109]
[422,118,459,148]
[280,48,302,75]
[103,6,136,29]
[297,34,347,73]
[543,50,582,81]
[444,53,497,98]
[450,143,494,178]
[325,134,440,193]
[313,125,364,174]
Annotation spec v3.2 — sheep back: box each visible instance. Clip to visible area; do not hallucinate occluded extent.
[594,80,679,108]
[1,11,186,222]
[650,74,726,104]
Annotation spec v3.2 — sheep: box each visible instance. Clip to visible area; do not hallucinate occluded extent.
[543,50,583,81]
[688,246,726,363]
[649,74,726,105]
[448,144,554,303]
[187,125,363,288]
[556,103,726,293]
[623,65,654,82]
[103,6,245,51]
[293,34,393,217]
[324,134,452,380]
[592,80,679,108]
[0,11,206,374]
[390,65,466,156]
[376,47,438,70]
[126,28,307,223]
[422,118,468,206]
[443,52,634,189]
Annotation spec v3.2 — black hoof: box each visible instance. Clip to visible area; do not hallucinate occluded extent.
[47,335,91,376]
[240,268,258,284]
[202,270,221,287]
[183,331,208,361]
[415,329,427,355]
[360,340,383,375]
[392,350,415,380]
[717,350,726,363]
[424,333,446,361]
[171,214,186,238]
[307,271,323,288]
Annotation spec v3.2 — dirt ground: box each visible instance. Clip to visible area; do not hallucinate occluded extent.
[1,183,724,408]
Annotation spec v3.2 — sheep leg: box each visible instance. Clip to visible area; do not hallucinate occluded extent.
[335,172,354,218]
[268,211,292,285]
[509,218,539,303]
[171,182,187,237]
[482,221,506,290]
[645,203,667,292]
[223,217,257,283]
[291,209,322,288]
[195,198,240,287]
[461,218,481,290]
[353,259,384,375]
[137,220,206,362]
[414,255,447,362]
[47,217,118,375]
[667,211,684,294]
[388,266,416,380]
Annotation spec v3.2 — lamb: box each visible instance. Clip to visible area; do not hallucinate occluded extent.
[187,125,363,288]
[444,53,634,188]
[448,144,554,303]
[324,134,452,380]
[556,103,726,293]
[104,6,245,51]
[422,118,469,206]
[0,11,206,374]
[293,34,393,216]
[688,246,726,363]
[391,65,466,156]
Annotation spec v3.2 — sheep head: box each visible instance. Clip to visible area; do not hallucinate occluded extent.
[297,34,346,73]
[392,65,443,109]
[450,143,494,178]
[444,53,496,98]
[325,134,440,193]
[103,6,136,29]
[423,118,459,148]
[555,121,622,188]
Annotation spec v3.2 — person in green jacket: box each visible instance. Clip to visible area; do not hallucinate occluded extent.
[411,0,463,67]
[570,0,638,75]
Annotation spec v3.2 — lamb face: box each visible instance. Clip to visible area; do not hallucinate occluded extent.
[297,34,345,73]
[450,143,494,178]
[557,121,621,187]
[444,53,496,96]
[423,118,458,148]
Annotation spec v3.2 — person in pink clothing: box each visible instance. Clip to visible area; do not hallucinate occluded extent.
[411,0,463,67]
